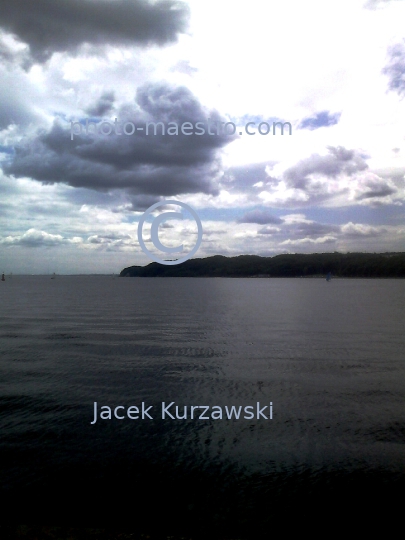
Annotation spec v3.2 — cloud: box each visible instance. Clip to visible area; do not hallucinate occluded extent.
[128,194,162,212]
[0,0,190,63]
[283,146,369,190]
[222,162,277,190]
[354,173,397,201]
[279,236,337,246]
[85,91,115,116]
[365,0,405,8]
[284,221,340,237]
[88,232,131,245]
[382,41,405,96]
[246,146,405,210]
[252,149,405,209]
[0,64,44,129]
[255,215,339,240]
[1,228,67,247]
[340,222,384,237]
[4,83,236,199]
[238,209,282,225]
[171,60,198,75]
[212,143,401,211]
[257,226,281,235]
[299,111,341,130]
[0,33,30,67]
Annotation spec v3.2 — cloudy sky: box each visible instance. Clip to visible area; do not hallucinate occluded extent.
[1,0,405,274]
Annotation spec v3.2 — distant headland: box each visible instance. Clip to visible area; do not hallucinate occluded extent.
[120,252,405,278]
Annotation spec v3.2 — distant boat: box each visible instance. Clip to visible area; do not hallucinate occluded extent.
[1,273,5,282]
[51,273,56,279]
[326,272,332,281]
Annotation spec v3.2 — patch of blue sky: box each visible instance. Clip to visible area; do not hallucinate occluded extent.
[299,111,341,130]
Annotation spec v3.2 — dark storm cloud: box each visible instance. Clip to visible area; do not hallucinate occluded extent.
[4,83,235,199]
[238,209,282,225]
[85,91,115,117]
[128,194,161,212]
[135,83,218,127]
[382,41,405,96]
[299,111,341,130]
[283,146,369,190]
[0,0,189,63]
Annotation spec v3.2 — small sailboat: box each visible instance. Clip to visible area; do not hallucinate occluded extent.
[1,273,5,281]
[326,272,332,282]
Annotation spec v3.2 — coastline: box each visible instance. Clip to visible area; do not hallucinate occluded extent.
[120,252,405,279]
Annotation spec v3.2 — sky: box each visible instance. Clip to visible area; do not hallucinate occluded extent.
[0,0,405,274]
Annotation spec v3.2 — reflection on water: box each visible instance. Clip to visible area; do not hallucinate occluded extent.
[0,276,404,534]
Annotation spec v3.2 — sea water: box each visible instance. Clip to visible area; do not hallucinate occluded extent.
[1,276,404,534]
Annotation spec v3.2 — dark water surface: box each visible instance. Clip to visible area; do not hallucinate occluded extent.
[1,276,404,535]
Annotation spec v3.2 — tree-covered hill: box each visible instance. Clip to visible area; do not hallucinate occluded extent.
[120,252,405,278]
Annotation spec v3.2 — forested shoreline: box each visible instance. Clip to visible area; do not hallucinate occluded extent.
[120,252,405,278]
